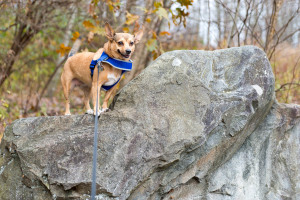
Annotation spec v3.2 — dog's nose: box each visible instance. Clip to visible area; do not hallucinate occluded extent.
[126,49,131,55]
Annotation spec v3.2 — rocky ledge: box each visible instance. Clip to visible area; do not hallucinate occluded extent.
[1,46,299,200]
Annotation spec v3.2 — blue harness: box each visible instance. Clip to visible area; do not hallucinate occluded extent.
[89,51,133,91]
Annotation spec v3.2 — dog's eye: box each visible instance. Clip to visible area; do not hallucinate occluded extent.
[130,41,134,46]
[118,41,124,46]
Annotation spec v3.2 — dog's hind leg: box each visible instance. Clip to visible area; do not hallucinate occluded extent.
[61,70,72,115]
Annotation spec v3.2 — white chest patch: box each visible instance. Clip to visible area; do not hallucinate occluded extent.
[104,74,120,86]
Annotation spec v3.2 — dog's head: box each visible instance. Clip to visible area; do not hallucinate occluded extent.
[104,22,143,61]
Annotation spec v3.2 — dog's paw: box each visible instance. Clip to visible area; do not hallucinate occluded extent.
[85,109,94,115]
[93,110,102,116]
[65,113,71,116]
[101,108,109,113]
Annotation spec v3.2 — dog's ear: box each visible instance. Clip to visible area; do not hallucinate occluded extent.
[134,28,144,44]
[105,22,115,41]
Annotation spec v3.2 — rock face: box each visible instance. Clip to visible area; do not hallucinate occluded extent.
[0,46,299,200]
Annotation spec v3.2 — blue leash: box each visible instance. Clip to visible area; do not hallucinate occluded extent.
[91,62,101,200]
[90,54,132,199]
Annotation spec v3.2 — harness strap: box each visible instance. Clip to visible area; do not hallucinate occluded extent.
[89,60,98,77]
[101,70,125,91]
[89,51,132,91]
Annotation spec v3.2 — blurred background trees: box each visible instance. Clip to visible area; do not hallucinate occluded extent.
[0,0,299,135]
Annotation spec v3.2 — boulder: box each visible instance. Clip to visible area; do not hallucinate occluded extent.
[1,46,299,199]
[163,103,300,200]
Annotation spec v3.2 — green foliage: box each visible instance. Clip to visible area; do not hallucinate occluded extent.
[0,98,9,122]
[0,9,14,58]
[147,39,158,51]
[156,7,169,21]
[0,3,84,132]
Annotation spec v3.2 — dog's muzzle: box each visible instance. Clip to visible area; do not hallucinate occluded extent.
[118,49,130,58]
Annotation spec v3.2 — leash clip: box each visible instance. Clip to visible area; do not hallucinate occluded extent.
[97,61,104,72]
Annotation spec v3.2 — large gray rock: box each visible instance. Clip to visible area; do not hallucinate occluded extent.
[1,46,298,200]
[163,103,300,200]
[208,103,300,200]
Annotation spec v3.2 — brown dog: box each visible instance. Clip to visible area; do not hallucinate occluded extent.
[61,23,143,115]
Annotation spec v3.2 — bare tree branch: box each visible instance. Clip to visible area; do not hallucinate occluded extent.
[275,83,300,93]
[0,0,79,87]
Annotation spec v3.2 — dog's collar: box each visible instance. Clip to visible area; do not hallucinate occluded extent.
[97,51,133,71]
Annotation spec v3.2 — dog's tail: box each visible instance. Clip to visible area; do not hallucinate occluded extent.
[68,36,83,58]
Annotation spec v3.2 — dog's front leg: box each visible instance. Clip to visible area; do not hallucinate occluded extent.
[91,81,103,116]
[102,86,118,112]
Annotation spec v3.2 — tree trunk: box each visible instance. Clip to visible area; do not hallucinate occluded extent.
[227,0,241,48]
[206,0,211,49]
[119,0,166,89]
[264,0,283,54]
[0,24,35,87]
[216,1,222,47]
[44,6,77,97]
